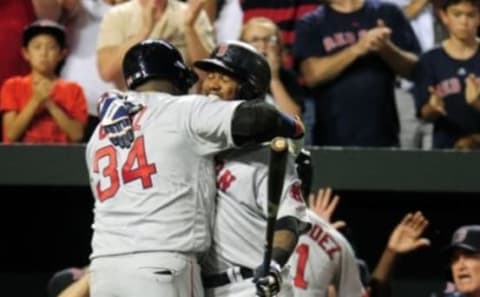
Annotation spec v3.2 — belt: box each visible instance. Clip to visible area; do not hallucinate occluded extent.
[202,266,254,288]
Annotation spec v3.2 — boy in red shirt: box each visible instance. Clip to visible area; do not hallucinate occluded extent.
[0,19,87,143]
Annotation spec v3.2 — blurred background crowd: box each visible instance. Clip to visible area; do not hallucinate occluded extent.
[2,0,480,297]
[3,0,480,150]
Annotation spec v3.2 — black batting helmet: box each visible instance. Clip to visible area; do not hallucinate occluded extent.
[123,39,198,93]
[194,41,271,100]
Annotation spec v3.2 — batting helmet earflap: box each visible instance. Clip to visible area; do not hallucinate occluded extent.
[193,41,271,100]
[123,39,198,93]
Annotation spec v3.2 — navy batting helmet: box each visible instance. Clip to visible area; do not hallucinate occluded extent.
[194,41,271,100]
[123,39,198,93]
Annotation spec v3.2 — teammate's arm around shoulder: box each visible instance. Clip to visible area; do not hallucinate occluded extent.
[231,99,304,146]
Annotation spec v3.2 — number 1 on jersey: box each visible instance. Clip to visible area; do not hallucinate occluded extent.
[293,243,310,289]
[93,136,157,201]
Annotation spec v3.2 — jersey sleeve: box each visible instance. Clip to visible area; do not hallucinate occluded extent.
[257,156,309,223]
[336,238,366,297]
[290,212,365,297]
[186,96,243,155]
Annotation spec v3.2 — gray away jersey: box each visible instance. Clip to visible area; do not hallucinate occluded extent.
[286,210,365,297]
[201,146,310,274]
[85,91,242,259]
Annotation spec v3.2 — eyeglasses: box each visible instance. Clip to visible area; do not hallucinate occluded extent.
[247,35,278,44]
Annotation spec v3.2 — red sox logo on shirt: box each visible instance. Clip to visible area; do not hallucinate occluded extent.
[323,29,368,53]
[289,182,303,202]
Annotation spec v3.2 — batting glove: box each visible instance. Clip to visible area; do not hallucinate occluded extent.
[253,261,283,297]
[97,91,142,149]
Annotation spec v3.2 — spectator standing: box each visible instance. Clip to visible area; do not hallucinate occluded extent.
[383,0,436,149]
[240,0,320,68]
[294,0,421,147]
[413,0,480,149]
[96,0,215,88]
[240,17,304,116]
[0,20,87,143]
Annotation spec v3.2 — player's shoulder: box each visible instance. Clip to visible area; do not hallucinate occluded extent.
[306,210,344,238]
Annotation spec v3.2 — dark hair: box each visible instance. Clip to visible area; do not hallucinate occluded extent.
[441,0,480,10]
[23,19,66,49]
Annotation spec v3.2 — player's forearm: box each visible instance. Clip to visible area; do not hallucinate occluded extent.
[300,45,360,87]
[45,101,84,142]
[270,78,302,117]
[4,99,43,141]
[231,100,303,145]
[272,229,298,266]
[378,42,418,79]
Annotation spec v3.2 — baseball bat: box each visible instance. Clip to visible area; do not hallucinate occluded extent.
[261,137,289,276]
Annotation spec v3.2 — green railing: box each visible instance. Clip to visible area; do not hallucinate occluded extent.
[1,144,479,192]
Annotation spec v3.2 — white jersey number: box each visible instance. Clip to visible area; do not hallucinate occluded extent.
[93,136,157,201]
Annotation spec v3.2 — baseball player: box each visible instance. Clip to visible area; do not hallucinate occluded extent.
[192,41,311,297]
[86,39,304,297]
[286,187,431,297]
[286,205,366,297]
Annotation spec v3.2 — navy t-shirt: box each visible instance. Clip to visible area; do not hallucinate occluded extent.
[413,45,480,149]
[294,0,420,147]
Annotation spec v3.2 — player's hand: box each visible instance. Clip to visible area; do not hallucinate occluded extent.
[387,211,430,254]
[309,188,346,229]
[253,261,283,297]
[97,91,142,149]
